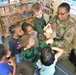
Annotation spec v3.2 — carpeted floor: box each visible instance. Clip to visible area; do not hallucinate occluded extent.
[59,58,76,73]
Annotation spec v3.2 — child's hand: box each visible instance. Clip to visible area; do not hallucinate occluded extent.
[38,34,43,37]
[44,33,51,39]
[51,24,56,31]
[7,58,16,68]
[8,58,16,75]
[46,38,53,44]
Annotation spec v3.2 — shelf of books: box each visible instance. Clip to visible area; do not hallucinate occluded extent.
[0,0,34,36]
[0,0,55,36]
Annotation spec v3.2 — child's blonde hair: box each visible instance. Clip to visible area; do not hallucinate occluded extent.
[19,35,31,47]
[31,3,41,13]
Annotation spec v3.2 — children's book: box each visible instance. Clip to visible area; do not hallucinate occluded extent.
[44,23,53,34]
[44,23,56,38]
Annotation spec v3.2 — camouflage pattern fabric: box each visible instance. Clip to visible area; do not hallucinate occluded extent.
[50,15,76,60]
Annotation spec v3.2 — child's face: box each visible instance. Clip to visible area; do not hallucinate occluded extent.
[15,26,24,37]
[26,26,34,36]
[28,38,35,47]
[34,9,42,19]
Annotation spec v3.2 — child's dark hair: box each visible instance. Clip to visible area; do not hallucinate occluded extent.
[16,60,34,75]
[22,22,33,32]
[9,24,20,35]
[0,44,7,61]
[40,46,55,66]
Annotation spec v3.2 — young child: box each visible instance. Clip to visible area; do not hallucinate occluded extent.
[22,22,39,48]
[9,24,24,65]
[0,44,16,75]
[37,46,63,75]
[19,35,53,75]
[16,60,34,75]
[31,3,51,40]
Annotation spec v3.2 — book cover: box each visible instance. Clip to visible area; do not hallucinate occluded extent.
[44,23,56,38]
[44,23,53,34]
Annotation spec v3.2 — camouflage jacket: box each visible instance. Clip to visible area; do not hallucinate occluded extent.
[50,15,76,53]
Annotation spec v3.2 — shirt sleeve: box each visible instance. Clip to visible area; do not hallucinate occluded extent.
[40,42,47,48]
[36,42,47,52]
[34,23,45,35]
[0,63,13,75]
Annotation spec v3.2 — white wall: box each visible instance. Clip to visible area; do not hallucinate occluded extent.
[53,0,76,19]
[54,0,61,15]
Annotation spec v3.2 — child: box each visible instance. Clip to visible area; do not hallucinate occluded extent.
[19,35,53,75]
[9,24,24,65]
[37,46,63,75]
[0,44,16,75]
[16,60,34,75]
[22,22,39,48]
[31,3,51,40]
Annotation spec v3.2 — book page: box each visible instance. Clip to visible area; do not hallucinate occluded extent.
[44,23,56,38]
[44,23,53,34]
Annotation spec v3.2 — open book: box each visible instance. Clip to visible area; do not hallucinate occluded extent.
[44,23,53,34]
[44,23,56,38]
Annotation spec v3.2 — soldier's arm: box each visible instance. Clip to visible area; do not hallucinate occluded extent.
[72,32,76,55]
[73,32,76,47]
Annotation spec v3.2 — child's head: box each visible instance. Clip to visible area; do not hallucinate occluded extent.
[9,24,24,37]
[40,46,55,66]
[0,44,11,61]
[31,3,42,19]
[19,35,35,48]
[16,60,34,75]
[22,22,34,36]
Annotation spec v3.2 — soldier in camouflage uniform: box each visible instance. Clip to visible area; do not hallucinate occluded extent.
[50,3,76,60]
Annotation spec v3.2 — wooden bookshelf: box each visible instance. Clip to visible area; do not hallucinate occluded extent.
[3,16,29,26]
[0,0,54,37]
[0,2,34,36]
[0,2,20,7]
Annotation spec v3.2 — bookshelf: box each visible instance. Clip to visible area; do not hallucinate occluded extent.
[0,0,55,37]
[0,2,34,37]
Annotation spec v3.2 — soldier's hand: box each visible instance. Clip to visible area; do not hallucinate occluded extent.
[51,24,56,31]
